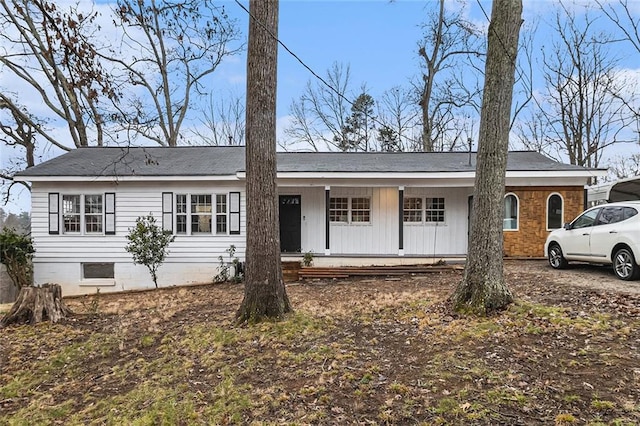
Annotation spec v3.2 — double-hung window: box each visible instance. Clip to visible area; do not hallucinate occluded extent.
[425,197,445,223]
[216,194,227,234]
[403,197,445,223]
[403,197,422,222]
[171,193,237,235]
[84,195,103,233]
[191,195,212,233]
[329,197,349,223]
[52,193,114,235]
[63,194,102,233]
[329,197,371,224]
[63,195,81,233]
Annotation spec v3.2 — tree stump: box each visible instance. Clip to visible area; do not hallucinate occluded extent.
[1,284,72,327]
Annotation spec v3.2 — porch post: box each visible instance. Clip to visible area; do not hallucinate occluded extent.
[325,186,331,255]
[398,186,404,256]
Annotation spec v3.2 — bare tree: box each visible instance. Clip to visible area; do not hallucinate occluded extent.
[0,0,115,150]
[416,0,483,152]
[376,86,421,152]
[596,0,640,122]
[606,153,640,181]
[0,102,36,203]
[283,62,354,151]
[105,0,241,146]
[0,0,117,205]
[237,0,291,323]
[452,0,522,315]
[192,91,245,145]
[517,4,633,172]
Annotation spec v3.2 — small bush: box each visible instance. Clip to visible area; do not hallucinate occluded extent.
[125,214,174,288]
[302,250,314,267]
[0,228,34,289]
[214,245,243,283]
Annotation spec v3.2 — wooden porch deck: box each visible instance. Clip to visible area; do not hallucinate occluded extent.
[282,261,463,281]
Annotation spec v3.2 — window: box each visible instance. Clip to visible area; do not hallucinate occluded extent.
[216,194,227,234]
[84,194,103,233]
[425,197,445,222]
[176,194,188,234]
[55,193,112,235]
[191,195,212,233]
[351,197,370,223]
[63,194,103,233]
[63,195,81,233]
[174,193,233,235]
[572,208,600,229]
[83,262,114,279]
[403,197,446,223]
[403,197,422,222]
[329,197,371,223]
[623,207,638,221]
[329,197,349,222]
[503,193,518,230]
[547,193,563,230]
[597,206,624,225]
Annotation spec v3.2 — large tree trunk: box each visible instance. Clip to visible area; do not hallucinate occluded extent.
[452,0,522,315]
[236,0,291,323]
[1,284,72,327]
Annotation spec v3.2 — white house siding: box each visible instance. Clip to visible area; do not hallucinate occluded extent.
[403,187,472,256]
[31,181,246,295]
[327,187,399,255]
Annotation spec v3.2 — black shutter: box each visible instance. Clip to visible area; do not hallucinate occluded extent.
[105,193,116,235]
[48,193,60,234]
[162,192,173,233]
[229,192,240,234]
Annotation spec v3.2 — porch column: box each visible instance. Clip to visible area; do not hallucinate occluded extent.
[325,186,331,255]
[398,186,404,256]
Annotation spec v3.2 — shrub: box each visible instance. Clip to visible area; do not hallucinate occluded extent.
[214,245,243,283]
[0,228,34,289]
[125,214,174,288]
[302,250,314,267]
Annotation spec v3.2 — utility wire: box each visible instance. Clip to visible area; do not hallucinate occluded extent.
[233,0,356,110]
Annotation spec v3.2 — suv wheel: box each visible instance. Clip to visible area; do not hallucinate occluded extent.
[613,247,640,281]
[548,243,568,269]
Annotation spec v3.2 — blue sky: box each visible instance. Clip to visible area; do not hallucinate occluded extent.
[2,0,640,213]
[213,0,430,116]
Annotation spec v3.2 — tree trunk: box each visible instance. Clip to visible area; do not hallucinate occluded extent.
[452,0,522,315]
[1,284,72,327]
[236,0,291,323]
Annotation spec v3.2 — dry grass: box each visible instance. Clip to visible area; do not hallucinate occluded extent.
[1,261,640,425]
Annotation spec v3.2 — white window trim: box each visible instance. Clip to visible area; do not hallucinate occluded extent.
[60,194,106,235]
[503,192,519,232]
[546,192,564,231]
[403,196,447,225]
[174,192,230,236]
[329,196,372,225]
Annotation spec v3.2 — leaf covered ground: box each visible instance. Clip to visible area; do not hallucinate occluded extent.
[1,260,639,425]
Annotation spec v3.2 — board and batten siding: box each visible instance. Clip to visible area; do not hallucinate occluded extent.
[328,187,399,255]
[402,187,472,256]
[31,181,246,295]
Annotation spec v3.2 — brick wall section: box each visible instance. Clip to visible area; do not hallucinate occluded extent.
[503,186,584,257]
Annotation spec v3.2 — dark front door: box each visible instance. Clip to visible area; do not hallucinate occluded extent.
[279,195,301,253]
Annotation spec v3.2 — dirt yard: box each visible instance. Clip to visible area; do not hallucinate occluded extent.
[1,260,639,425]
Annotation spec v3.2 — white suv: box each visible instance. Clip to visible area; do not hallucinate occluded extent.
[544,201,640,280]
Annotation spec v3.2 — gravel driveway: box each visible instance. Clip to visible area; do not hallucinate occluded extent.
[505,259,640,295]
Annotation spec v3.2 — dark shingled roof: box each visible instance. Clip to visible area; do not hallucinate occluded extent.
[15,146,593,178]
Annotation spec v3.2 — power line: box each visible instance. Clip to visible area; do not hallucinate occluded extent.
[233,0,356,110]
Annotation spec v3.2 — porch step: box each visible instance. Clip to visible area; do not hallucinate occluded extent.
[298,264,462,280]
[282,261,302,282]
